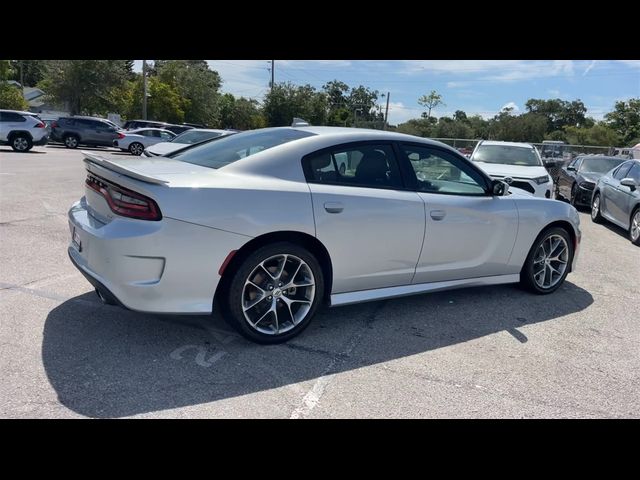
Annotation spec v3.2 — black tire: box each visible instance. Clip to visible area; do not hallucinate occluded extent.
[569,184,578,207]
[129,142,144,156]
[10,134,32,152]
[520,227,573,295]
[591,192,604,224]
[221,242,325,344]
[64,134,79,149]
[630,207,640,246]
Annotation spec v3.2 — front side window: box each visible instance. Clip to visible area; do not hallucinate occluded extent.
[626,163,640,183]
[401,144,487,195]
[170,128,315,169]
[472,144,542,166]
[304,143,403,190]
[612,161,633,179]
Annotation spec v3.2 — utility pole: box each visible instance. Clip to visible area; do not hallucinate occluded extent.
[384,92,390,130]
[142,60,148,120]
[270,60,275,92]
[19,60,24,88]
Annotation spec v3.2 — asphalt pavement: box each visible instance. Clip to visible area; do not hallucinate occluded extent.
[1,145,638,418]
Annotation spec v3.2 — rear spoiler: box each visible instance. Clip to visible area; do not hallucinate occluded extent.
[82,151,169,185]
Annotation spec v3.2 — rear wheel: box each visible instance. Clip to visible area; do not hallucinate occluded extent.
[129,142,144,156]
[630,208,640,246]
[222,242,324,344]
[10,134,32,152]
[64,135,79,149]
[591,193,604,224]
[520,227,573,294]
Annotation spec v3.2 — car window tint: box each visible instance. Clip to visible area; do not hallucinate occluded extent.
[613,161,633,180]
[626,163,640,183]
[401,144,487,195]
[304,144,403,190]
[160,131,174,140]
[1,112,27,122]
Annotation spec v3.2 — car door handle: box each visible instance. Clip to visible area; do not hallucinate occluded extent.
[430,210,446,221]
[324,202,344,214]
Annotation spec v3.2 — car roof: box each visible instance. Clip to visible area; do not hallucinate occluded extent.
[63,116,111,121]
[0,109,37,115]
[478,140,535,148]
[287,126,454,146]
[179,128,229,134]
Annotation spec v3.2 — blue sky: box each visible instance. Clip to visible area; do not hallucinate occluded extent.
[134,60,640,125]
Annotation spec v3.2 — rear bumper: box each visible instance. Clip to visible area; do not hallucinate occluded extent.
[67,197,249,314]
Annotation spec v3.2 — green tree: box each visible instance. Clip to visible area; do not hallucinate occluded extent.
[218,93,265,130]
[604,98,640,145]
[418,90,444,121]
[125,75,185,123]
[263,82,327,127]
[156,60,221,126]
[39,60,132,115]
[323,80,350,126]
[9,60,47,86]
[565,123,620,146]
[396,118,434,137]
[347,85,382,126]
[525,98,588,131]
[0,60,28,110]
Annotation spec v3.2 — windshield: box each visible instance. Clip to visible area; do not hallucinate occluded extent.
[169,128,315,169]
[580,157,625,174]
[472,145,542,166]
[172,130,225,144]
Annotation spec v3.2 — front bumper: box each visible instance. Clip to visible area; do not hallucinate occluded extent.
[574,184,595,207]
[67,197,249,314]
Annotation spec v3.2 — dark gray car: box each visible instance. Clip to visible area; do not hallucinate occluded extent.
[50,116,121,149]
[591,159,640,245]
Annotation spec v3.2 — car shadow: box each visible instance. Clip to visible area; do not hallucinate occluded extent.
[0,148,46,154]
[600,219,631,242]
[42,281,593,418]
[46,145,115,152]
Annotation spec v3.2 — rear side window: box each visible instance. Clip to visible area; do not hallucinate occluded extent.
[170,128,315,169]
[303,143,403,190]
[613,161,633,180]
[627,163,640,183]
[0,112,27,122]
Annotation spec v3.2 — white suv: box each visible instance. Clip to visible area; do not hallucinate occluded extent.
[470,140,553,198]
[0,109,49,152]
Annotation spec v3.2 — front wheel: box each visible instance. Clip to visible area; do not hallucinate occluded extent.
[222,242,324,344]
[591,193,604,224]
[520,227,573,294]
[630,208,640,246]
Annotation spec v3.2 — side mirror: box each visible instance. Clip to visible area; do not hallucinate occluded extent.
[567,165,576,172]
[620,178,638,190]
[491,179,509,196]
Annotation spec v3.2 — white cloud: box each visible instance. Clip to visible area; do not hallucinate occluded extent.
[385,102,418,125]
[446,81,471,88]
[583,60,597,76]
[617,60,640,69]
[501,102,520,112]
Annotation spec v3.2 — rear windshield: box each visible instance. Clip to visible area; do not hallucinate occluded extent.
[472,144,541,166]
[169,128,315,169]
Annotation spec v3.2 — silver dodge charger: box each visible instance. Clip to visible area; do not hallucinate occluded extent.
[68,126,581,343]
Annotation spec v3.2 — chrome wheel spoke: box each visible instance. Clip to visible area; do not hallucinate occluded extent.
[533,234,569,289]
[242,253,316,336]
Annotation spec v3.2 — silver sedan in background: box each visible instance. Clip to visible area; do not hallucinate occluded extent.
[113,128,176,155]
[143,128,235,157]
[68,127,581,343]
[591,159,640,245]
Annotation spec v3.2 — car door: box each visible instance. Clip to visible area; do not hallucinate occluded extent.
[95,121,118,146]
[304,142,425,293]
[397,143,519,284]
[558,157,580,199]
[603,161,633,224]
[610,162,639,227]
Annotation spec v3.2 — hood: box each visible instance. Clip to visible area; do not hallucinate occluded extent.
[146,141,188,156]
[473,162,548,179]
[578,172,604,183]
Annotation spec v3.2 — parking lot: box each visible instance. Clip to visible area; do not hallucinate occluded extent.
[1,145,639,418]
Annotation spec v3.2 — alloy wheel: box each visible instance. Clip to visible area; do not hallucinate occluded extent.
[13,137,29,151]
[591,195,600,220]
[631,211,640,242]
[532,234,569,289]
[241,254,315,335]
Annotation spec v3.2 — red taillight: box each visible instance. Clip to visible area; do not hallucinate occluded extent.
[117,133,125,139]
[35,122,45,128]
[51,121,58,128]
[85,173,162,221]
